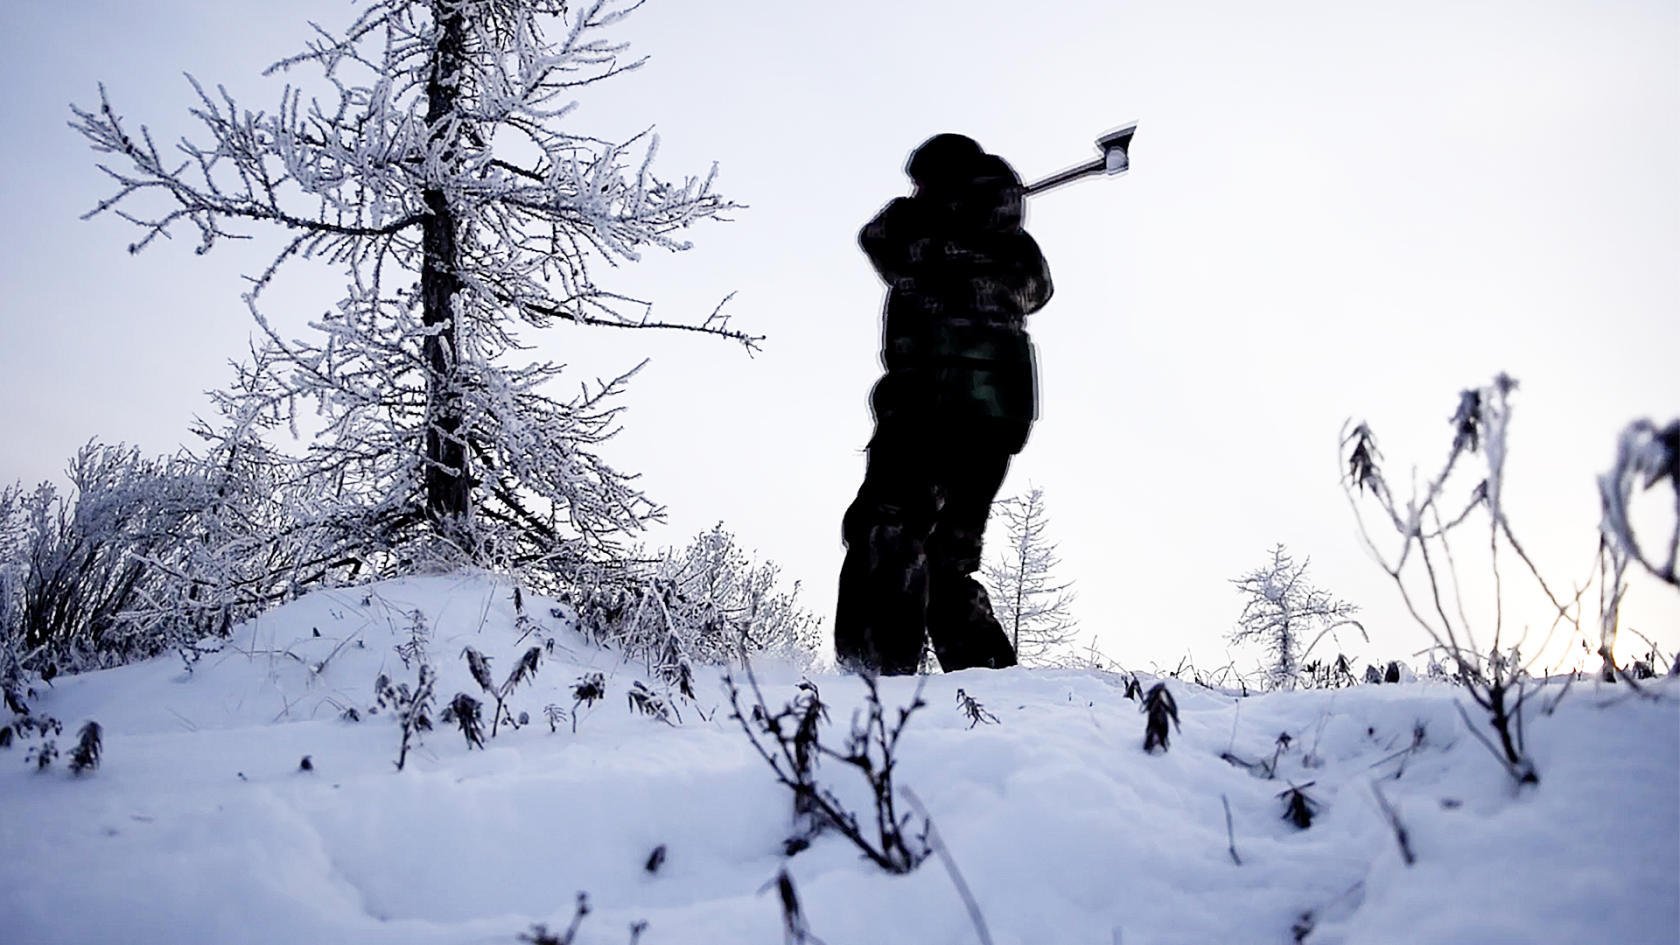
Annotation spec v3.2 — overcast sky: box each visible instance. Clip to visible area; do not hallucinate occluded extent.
[1,0,1675,674]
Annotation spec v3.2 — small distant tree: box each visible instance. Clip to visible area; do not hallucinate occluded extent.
[983,488,1077,666]
[1229,544,1364,690]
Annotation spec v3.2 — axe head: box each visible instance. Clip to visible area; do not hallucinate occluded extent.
[1097,123,1138,175]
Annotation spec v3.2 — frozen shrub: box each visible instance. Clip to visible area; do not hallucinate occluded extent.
[68,721,102,775]
[443,694,486,750]
[1141,683,1179,753]
[564,524,822,696]
[626,681,679,725]
[726,667,930,874]
[1278,782,1319,829]
[0,445,213,672]
[954,689,1000,728]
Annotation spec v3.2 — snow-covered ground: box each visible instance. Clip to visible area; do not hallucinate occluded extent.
[1,575,1675,945]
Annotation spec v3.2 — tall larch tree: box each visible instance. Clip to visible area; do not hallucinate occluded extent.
[71,0,755,573]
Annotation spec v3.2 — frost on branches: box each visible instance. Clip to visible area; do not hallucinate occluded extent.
[1229,544,1364,691]
[1594,417,1678,680]
[565,524,824,687]
[1598,419,1680,588]
[0,445,220,671]
[982,488,1077,666]
[69,1,755,582]
[1341,375,1563,782]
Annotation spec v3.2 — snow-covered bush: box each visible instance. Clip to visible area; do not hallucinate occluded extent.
[1,423,411,677]
[116,367,370,658]
[562,524,822,693]
[67,721,102,776]
[0,444,217,673]
[657,524,823,661]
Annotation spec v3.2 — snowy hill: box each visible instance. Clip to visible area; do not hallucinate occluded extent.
[1,575,1675,945]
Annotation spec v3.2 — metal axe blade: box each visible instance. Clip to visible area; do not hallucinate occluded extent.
[1024,121,1138,196]
[1097,123,1137,174]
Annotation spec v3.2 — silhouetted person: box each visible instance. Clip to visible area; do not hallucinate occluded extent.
[835,134,1052,674]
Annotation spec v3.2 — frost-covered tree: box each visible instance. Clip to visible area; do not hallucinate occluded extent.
[983,488,1077,666]
[71,0,754,573]
[1229,544,1363,690]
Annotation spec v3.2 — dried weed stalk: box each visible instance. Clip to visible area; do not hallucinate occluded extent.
[375,665,435,771]
[954,689,1000,728]
[1343,376,1566,785]
[726,661,930,874]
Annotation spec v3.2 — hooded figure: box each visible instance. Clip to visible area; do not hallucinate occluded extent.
[835,134,1053,675]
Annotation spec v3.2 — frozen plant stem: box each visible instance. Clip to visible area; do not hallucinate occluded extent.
[1371,782,1415,866]
[375,666,435,771]
[902,787,996,945]
[1341,378,1565,786]
[494,646,543,736]
[955,688,1000,728]
[768,869,828,945]
[1222,794,1242,865]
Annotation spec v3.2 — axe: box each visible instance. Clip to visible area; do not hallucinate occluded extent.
[1023,122,1137,197]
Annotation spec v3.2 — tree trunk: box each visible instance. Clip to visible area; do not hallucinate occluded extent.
[421,5,471,539]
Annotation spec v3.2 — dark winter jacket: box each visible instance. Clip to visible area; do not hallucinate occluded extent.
[860,149,1052,453]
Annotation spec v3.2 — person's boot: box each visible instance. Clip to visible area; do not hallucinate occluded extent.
[926,575,1016,671]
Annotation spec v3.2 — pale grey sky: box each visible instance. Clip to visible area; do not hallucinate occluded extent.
[1,0,1675,673]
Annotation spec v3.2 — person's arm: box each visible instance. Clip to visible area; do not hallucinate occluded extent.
[971,230,1053,315]
[1008,232,1053,315]
[859,198,933,287]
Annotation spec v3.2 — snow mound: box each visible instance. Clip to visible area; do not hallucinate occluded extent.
[1,575,1675,945]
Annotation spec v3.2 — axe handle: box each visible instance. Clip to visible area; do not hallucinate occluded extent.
[1023,157,1106,197]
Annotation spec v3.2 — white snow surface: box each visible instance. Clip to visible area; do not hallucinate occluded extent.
[1,574,1675,945]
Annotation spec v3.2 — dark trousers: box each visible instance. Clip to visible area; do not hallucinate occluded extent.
[834,424,1018,675]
